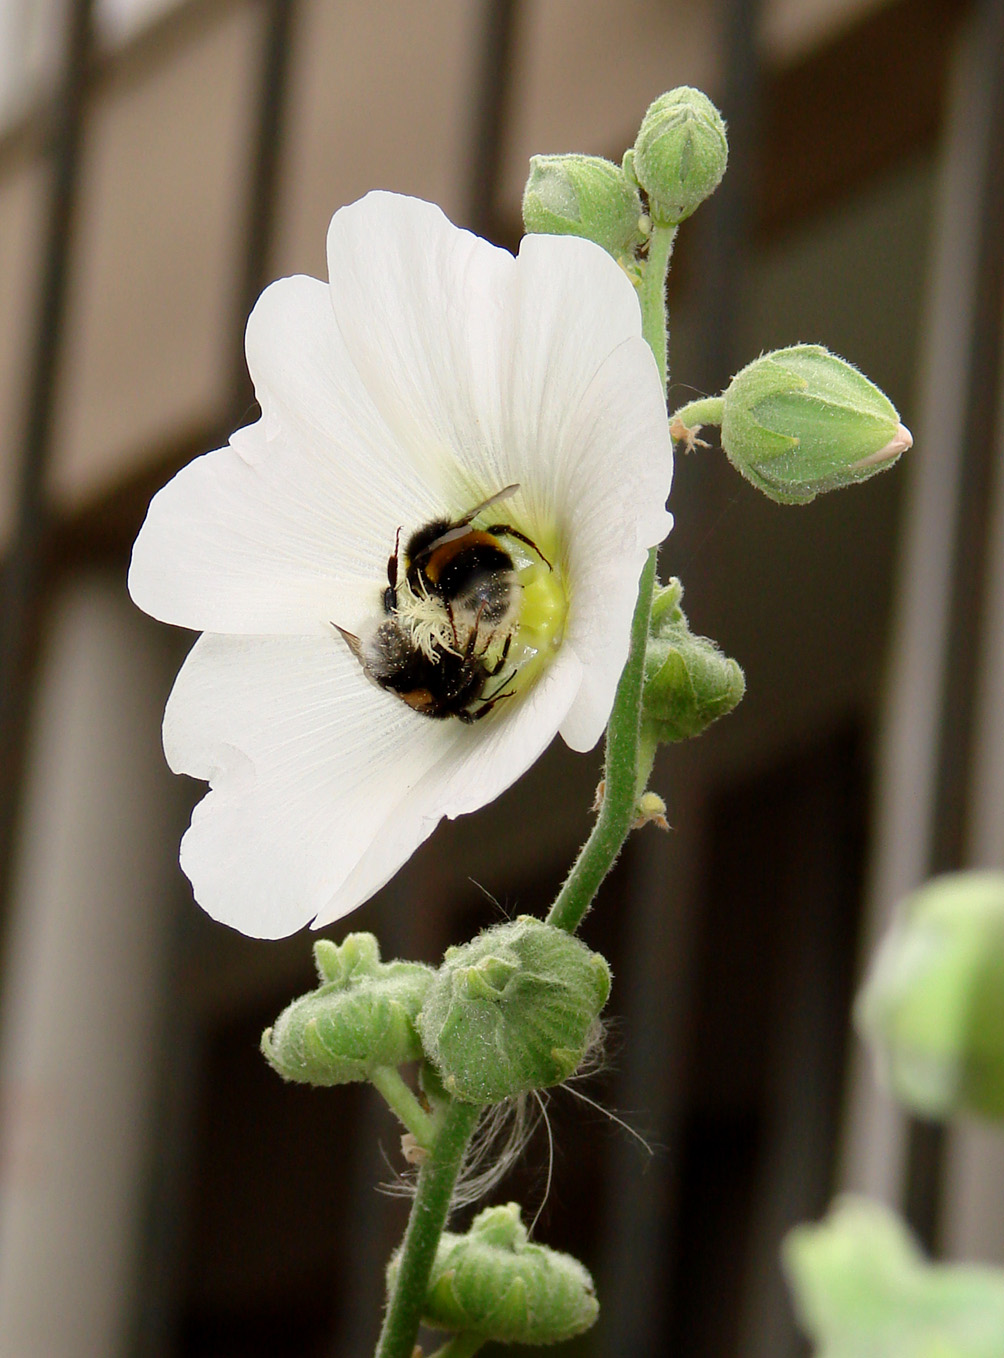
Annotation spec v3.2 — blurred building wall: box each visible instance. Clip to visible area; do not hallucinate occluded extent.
[1,1,1000,1355]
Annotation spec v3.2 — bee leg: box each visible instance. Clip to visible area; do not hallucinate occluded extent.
[484,522,552,571]
[457,689,515,723]
[460,601,491,658]
[481,668,516,705]
[483,632,513,678]
[447,600,464,652]
[383,527,402,613]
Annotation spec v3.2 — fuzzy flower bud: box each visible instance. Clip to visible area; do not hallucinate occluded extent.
[855,871,1004,1122]
[784,1196,1004,1357]
[626,86,728,226]
[261,933,432,1086]
[416,917,610,1104]
[642,577,745,742]
[716,344,912,504]
[522,153,644,257]
[387,1202,599,1344]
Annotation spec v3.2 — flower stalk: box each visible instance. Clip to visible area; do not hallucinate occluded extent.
[546,548,658,934]
[374,182,676,1358]
[636,222,677,392]
[546,219,674,936]
[671,395,724,434]
[369,1065,438,1148]
[375,1098,482,1358]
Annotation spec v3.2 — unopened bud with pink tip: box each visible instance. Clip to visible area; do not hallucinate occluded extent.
[671,345,912,504]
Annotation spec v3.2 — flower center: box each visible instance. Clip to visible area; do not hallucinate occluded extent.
[353,505,569,724]
[502,542,568,696]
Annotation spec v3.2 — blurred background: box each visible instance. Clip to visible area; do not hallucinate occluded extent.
[1,0,1003,1353]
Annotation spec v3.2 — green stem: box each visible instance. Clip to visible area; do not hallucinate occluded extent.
[374,1098,482,1358]
[635,721,659,802]
[545,221,674,936]
[637,222,677,391]
[427,1334,486,1358]
[671,395,724,431]
[369,1065,438,1148]
[546,548,657,934]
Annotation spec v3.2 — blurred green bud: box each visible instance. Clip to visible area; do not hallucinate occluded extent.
[784,1196,1004,1358]
[261,933,433,1086]
[522,153,644,257]
[856,870,1004,1121]
[627,86,728,225]
[642,577,745,742]
[715,344,912,504]
[387,1201,599,1345]
[416,917,610,1104]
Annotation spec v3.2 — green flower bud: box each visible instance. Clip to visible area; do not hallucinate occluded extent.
[416,917,611,1104]
[628,86,728,225]
[642,577,745,742]
[855,871,1004,1121]
[261,934,433,1086]
[387,1202,599,1344]
[784,1196,1004,1357]
[718,344,912,504]
[522,153,644,258]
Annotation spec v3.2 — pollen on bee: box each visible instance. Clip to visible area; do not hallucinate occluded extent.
[393,583,463,659]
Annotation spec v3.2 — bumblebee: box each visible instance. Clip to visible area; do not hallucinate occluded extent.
[338,486,550,723]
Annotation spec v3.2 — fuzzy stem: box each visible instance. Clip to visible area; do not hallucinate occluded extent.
[545,548,657,934]
[369,1065,439,1148]
[637,222,677,390]
[545,223,674,935]
[671,395,724,431]
[635,721,660,802]
[374,1098,482,1358]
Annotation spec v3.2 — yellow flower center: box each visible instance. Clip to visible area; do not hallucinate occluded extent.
[501,536,568,695]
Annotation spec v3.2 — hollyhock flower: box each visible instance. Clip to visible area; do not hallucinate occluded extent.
[129,192,672,938]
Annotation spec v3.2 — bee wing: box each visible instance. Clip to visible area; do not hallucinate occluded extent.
[408,484,522,566]
[420,485,522,556]
[460,483,520,524]
[422,522,476,552]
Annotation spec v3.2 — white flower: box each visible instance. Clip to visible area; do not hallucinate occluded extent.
[129,192,672,939]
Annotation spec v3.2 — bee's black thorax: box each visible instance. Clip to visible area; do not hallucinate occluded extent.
[408,532,516,629]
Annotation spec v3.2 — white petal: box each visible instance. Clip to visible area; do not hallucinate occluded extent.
[324,194,666,529]
[555,337,674,749]
[322,194,673,750]
[325,193,513,509]
[128,275,442,636]
[164,632,581,937]
[504,234,671,537]
[312,653,582,927]
[490,232,665,527]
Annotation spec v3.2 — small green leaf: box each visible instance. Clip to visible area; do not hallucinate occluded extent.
[785,1196,1004,1357]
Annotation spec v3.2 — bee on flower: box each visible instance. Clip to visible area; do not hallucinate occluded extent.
[129,192,672,938]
